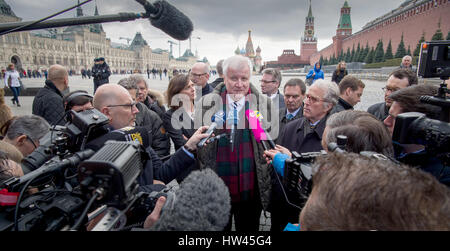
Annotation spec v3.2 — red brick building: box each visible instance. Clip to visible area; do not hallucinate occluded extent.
[310,0,450,64]
[266,0,317,69]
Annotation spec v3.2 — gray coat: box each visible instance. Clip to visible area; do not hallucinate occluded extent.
[193,82,273,210]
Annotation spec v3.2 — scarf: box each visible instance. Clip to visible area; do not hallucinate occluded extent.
[216,86,256,203]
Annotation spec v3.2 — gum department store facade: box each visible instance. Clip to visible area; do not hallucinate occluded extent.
[0,0,197,74]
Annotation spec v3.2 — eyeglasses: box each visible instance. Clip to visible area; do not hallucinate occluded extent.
[259,80,277,84]
[190,73,207,78]
[382,87,400,93]
[24,134,37,150]
[107,101,137,111]
[305,94,327,103]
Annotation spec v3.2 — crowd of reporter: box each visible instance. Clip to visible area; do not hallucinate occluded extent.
[0,54,449,231]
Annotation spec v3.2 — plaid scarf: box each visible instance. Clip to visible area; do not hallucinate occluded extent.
[216,86,256,203]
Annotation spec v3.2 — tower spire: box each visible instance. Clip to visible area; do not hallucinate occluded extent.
[245,30,255,57]
[307,0,313,17]
[76,0,83,17]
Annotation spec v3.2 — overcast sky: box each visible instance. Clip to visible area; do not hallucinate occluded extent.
[7,0,405,65]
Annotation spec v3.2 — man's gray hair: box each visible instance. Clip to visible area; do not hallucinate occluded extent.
[312,79,339,109]
[216,59,224,75]
[223,55,253,78]
[128,74,148,88]
[117,77,138,90]
[6,115,49,142]
[402,55,412,61]
[262,68,282,85]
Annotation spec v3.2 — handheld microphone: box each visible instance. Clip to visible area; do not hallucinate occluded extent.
[136,0,194,40]
[227,110,238,152]
[150,168,231,231]
[197,111,225,148]
[245,109,276,150]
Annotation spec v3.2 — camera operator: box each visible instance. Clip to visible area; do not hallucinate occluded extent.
[268,79,338,231]
[91,57,111,94]
[383,84,450,186]
[87,84,210,187]
[299,152,450,230]
[1,115,49,158]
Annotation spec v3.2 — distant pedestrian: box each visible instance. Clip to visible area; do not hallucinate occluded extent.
[4,63,22,107]
[306,62,324,85]
[331,61,348,85]
[398,55,414,72]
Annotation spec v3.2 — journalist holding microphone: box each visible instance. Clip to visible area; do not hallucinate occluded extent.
[87,84,210,187]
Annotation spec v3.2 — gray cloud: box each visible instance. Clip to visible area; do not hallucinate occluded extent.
[7,0,405,64]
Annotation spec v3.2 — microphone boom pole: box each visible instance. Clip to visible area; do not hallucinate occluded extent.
[0,12,148,34]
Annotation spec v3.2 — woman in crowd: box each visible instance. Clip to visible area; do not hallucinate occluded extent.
[305,62,324,85]
[163,74,196,151]
[4,63,22,107]
[331,61,348,85]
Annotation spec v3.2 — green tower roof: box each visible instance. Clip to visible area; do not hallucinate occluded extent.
[338,1,352,30]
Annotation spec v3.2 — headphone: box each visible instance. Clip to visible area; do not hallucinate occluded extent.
[64,91,93,121]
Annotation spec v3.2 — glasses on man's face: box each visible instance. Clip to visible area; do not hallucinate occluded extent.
[259,80,277,84]
[382,86,399,93]
[24,134,37,150]
[190,72,207,78]
[305,94,326,103]
[107,101,137,111]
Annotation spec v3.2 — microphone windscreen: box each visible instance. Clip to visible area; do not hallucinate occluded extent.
[150,0,194,40]
[151,168,231,231]
[212,110,225,124]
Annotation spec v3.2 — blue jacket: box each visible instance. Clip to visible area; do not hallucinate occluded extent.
[306,63,324,84]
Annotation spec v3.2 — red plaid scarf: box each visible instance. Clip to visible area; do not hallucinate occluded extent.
[216,86,256,203]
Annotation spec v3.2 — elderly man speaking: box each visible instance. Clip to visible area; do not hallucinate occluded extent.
[194,55,278,231]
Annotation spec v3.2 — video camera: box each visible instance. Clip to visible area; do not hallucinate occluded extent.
[0,109,173,231]
[21,109,109,173]
[393,40,450,165]
[0,140,172,231]
[279,136,393,209]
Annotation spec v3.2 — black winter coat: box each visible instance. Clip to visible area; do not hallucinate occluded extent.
[92,63,111,85]
[32,80,65,126]
[367,102,389,121]
[278,115,328,154]
[331,69,348,85]
[163,107,196,151]
[135,102,170,157]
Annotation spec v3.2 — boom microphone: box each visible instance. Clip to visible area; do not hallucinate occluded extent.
[197,111,225,148]
[136,0,194,40]
[150,168,231,231]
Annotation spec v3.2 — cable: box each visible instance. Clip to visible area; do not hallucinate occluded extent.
[271,163,303,211]
[13,175,39,231]
[70,188,103,231]
[0,0,93,36]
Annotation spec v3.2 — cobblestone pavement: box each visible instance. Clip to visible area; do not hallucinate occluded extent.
[7,73,386,231]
